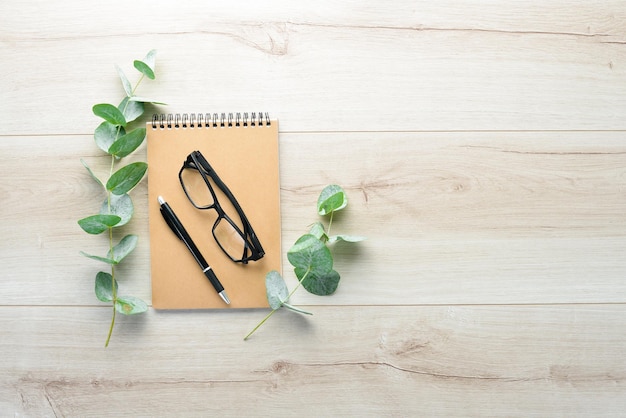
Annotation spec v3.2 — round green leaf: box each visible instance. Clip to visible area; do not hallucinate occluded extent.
[108,128,146,158]
[106,162,148,195]
[287,234,333,273]
[296,268,340,296]
[78,214,121,234]
[134,49,157,79]
[95,271,118,302]
[94,122,126,154]
[118,97,145,124]
[109,234,138,263]
[93,103,127,126]
[115,296,148,315]
[100,194,134,227]
[266,270,289,310]
[317,184,347,215]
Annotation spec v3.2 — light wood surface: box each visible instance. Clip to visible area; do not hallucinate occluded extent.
[1,1,625,416]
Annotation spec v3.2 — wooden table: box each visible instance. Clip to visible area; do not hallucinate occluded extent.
[2,1,625,416]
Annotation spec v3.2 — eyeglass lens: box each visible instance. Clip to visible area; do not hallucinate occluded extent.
[213,217,249,261]
[180,167,215,208]
[181,164,251,262]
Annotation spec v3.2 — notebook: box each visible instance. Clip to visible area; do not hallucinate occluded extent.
[147,112,281,309]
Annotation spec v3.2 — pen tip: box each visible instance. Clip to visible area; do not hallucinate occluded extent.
[158,196,165,205]
[219,291,231,305]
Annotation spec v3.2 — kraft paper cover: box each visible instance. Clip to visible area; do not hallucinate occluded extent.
[147,119,281,309]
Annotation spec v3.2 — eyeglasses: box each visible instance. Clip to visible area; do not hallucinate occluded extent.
[179,150,265,264]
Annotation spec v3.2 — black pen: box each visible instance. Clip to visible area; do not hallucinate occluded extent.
[158,196,230,305]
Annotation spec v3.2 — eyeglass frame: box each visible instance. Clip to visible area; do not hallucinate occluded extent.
[178,150,265,264]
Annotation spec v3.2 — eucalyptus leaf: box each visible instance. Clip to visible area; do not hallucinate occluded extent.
[115,295,148,315]
[95,271,118,302]
[282,302,312,315]
[118,97,145,123]
[80,251,116,265]
[100,194,133,226]
[328,234,367,244]
[287,234,333,273]
[115,64,133,96]
[93,103,127,126]
[133,61,155,80]
[295,267,341,296]
[106,162,148,195]
[265,270,289,310]
[78,214,121,234]
[309,222,328,242]
[94,121,126,153]
[317,184,348,216]
[108,234,138,263]
[80,159,104,187]
[133,50,157,80]
[108,128,146,158]
[128,96,168,105]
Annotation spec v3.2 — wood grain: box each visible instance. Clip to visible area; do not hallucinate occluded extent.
[2,306,625,417]
[1,1,625,134]
[1,0,626,415]
[1,132,625,306]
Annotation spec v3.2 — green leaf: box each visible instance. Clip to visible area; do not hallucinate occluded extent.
[95,271,118,302]
[309,222,328,242]
[133,61,155,80]
[108,128,146,158]
[115,296,148,315]
[93,103,127,127]
[288,234,341,296]
[317,184,348,216]
[328,234,367,244]
[287,234,333,273]
[80,251,116,265]
[78,214,121,234]
[266,270,289,310]
[115,64,133,96]
[282,302,312,315]
[295,267,341,296]
[109,234,138,263]
[94,121,126,154]
[128,96,167,105]
[133,50,157,80]
[100,194,134,227]
[80,159,104,187]
[106,162,148,195]
[118,97,145,123]
[80,235,137,265]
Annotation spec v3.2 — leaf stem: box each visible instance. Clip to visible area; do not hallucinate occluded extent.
[105,231,117,347]
[288,267,311,299]
[243,309,277,341]
[327,210,334,237]
[244,268,312,341]
[132,74,145,96]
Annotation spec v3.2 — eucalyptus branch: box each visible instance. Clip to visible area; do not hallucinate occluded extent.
[78,50,163,346]
[244,185,365,340]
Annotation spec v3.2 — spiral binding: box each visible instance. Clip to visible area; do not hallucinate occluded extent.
[151,112,271,129]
